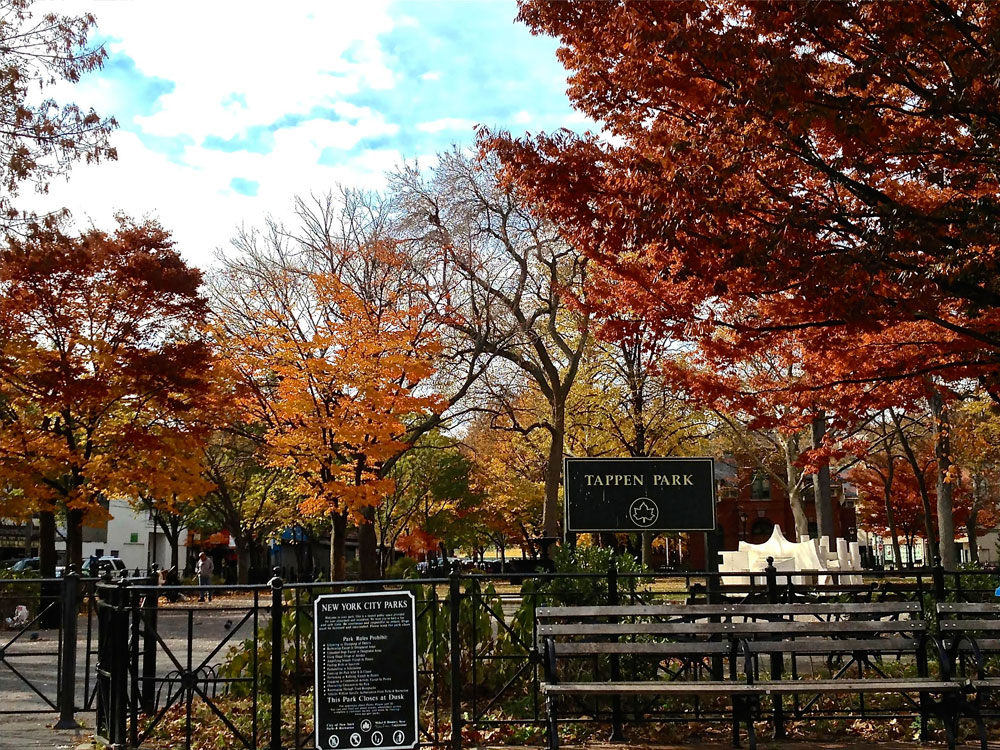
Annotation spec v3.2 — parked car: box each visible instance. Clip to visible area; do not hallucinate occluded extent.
[10,557,40,574]
[55,555,129,579]
[81,556,128,579]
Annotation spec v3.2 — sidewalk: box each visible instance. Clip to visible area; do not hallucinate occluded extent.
[0,715,93,750]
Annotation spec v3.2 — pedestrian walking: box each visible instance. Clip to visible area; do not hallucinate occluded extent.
[196,551,214,602]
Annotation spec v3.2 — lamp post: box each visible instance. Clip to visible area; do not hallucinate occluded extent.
[738,509,748,540]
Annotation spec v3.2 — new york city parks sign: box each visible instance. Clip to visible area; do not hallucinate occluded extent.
[564,457,716,533]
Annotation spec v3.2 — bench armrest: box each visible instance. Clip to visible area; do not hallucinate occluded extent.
[543,636,558,685]
[734,638,754,685]
[947,633,986,681]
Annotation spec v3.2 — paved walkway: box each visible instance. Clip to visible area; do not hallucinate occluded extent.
[0,715,92,749]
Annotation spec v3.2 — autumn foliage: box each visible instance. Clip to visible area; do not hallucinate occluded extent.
[0,218,212,572]
[212,239,443,579]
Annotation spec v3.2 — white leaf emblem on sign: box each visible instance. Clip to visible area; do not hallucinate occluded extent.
[629,497,659,528]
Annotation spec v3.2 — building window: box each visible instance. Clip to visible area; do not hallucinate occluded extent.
[750,471,771,500]
[749,517,774,542]
[129,532,139,544]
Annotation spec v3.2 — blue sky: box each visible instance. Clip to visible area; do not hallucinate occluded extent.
[32,1,587,267]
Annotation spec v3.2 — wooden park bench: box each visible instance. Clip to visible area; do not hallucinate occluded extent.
[935,601,1000,749]
[537,601,965,750]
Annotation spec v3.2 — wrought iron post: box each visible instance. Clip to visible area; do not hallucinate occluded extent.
[765,556,778,603]
[270,568,284,750]
[141,565,159,713]
[607,561,625,741]
[765,556,785,738]
[449,562,463,750]
[932,556,946,602]
[55,566,80,729]
[112,576,130,746]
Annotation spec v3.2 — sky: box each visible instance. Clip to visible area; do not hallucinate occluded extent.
[30,1,586,269]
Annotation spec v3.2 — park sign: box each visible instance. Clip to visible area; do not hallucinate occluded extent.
[313,591,418,750]
[564,457,716,533]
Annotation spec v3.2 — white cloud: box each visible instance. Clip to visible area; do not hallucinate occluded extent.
[80,2,396,141]
[21,1,586,272]
[415,117,478,133]
[27,1,404,269]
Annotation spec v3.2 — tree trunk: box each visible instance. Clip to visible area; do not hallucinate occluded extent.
[892,410,938,556]
[929,389,958,570]
[23,518,32,557]
[235,540,251,585]
[331,510,347,581]
[967,513,979,566]
[783,433,809,539]
[358,506,379,580]
[968,475,988,567]
[38,510,56,577]
[66,506,84,574]
[641,532,654,568]
[542,401,566,544]
[882,461,903,571]
[155,513,182,573]
[168,523,180,572]
[812,413,835,544]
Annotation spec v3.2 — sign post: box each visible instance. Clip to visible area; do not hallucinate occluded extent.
[313,591,419,750]
[564,457,716,534]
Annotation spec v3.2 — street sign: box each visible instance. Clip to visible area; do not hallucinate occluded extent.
[564,457,716,533]
[313,591,418,750]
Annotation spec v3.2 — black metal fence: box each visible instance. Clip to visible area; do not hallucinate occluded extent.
[0,573,99,727]
[91,563,1000,749]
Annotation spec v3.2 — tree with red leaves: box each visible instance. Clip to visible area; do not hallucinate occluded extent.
[487,0,1000,568]
[0,219,211,575]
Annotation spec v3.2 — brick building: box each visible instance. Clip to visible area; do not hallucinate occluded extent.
[682,456,859,569]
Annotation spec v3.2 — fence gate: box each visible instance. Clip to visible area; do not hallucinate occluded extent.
[95,579,129,745]
[0,574,93,726]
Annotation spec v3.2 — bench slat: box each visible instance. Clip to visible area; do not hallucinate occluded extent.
[937,603,1000,614]
[753,678,959,694]
[539,620,925,637]
[744,638,920,654]
[940,620,1000,631]
[537,602,919,619]
[552,641,732,656]
[542,681,761,696]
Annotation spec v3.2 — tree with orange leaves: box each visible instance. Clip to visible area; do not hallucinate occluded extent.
[463,408,546,567]
[0,218,212,575]
[952,395,1000,564]
[211,197,449,580]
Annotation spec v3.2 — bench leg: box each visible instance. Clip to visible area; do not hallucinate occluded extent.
[732,696,756,750]
[974,693,988,750]
[744,697,757,750]
[919,692,928,743]
[956,690,987,750]
[972,704,988,750]
[943,703,957,750]
[546,696,560,750]
[731,699,740,749]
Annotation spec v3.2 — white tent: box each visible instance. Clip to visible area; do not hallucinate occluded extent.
[719,525,862,586]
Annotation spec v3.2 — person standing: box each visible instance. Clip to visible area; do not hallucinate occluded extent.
[196,551,214,602]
